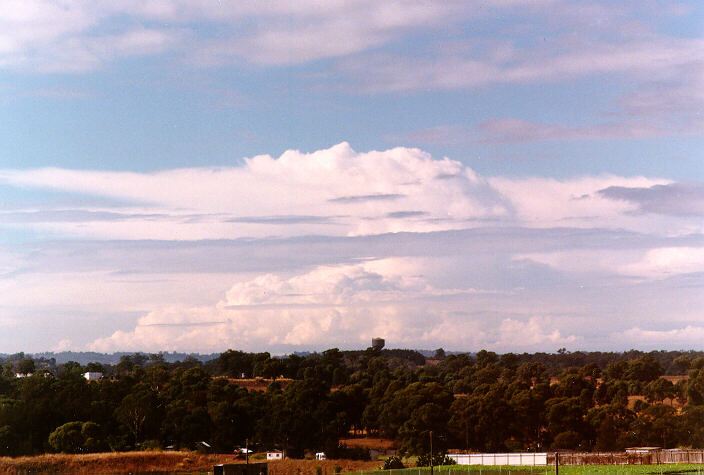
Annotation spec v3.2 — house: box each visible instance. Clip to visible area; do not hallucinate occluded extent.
[84,371,103,381]
[266,451,283,461]
[315,452,326,461]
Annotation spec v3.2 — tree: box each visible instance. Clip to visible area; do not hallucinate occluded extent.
[49,421,84,453]
[17,359,35,375]
[114,388,160,444]
[398,402,448,455]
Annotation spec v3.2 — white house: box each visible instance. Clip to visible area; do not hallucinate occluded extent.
[267,451,283,460]
[83,371,103,381]
[315,452,326,461]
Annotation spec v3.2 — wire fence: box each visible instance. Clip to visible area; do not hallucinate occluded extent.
[353,469,549,475]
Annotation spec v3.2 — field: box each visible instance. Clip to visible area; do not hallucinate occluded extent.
[352,465,704,475]
[0,451,380,474]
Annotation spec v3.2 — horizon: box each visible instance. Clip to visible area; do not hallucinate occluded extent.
[0,1,702,354]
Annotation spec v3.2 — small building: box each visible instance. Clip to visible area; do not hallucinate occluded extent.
[14,372,32,378]
[84,371,103,381]
[266,451,283,461]
[315,452,326,461]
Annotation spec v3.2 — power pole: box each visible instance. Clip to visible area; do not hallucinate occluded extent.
[430,431,433,475]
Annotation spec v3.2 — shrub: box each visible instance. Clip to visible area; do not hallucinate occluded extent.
[416,453,456,467]
[382,456,405,470]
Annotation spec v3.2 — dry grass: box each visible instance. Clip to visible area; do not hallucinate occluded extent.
[0,452,380,474]
[0,450,241,474]
[339,438,397,450]
[267,458,379,475]
[216,377,294,392]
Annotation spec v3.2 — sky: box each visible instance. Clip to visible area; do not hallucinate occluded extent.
[0,0,702,354]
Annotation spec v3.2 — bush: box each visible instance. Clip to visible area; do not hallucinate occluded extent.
[334,465,342,474]
[315,466,322,475]
[416,453,456,467]
[382,456,405,469]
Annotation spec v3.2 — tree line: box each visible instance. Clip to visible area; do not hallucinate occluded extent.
[2,348,704,457]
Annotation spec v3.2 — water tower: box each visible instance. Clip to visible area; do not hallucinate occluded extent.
[371,337,385,351]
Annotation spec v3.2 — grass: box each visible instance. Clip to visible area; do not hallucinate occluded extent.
[348,465,704,475]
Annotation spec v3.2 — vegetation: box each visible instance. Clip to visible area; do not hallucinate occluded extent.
[1,348,704,457]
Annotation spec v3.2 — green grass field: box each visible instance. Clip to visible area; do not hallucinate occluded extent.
[349,464,704,475]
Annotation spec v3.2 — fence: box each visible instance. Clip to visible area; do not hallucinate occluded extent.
[551,450,704,465]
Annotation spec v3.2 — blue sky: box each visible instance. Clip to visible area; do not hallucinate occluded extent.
[0,0,702,353]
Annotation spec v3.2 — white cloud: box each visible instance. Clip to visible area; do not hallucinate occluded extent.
[89,259,434,352]
[3,144,698,241]
[87,258,583,352]
[495,317,579,348]
[620,247,704,279]
[0,143,511,239]
[0,0,455,72]
[488,175,673,230]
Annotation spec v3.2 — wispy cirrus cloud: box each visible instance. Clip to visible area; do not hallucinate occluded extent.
[393,118,687,145]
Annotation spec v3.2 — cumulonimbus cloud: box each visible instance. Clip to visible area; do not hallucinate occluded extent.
[87,257,580,353]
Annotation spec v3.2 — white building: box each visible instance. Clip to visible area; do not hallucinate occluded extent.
[267,451,283,460]
[315,452,326,461]
[84,371,103,381]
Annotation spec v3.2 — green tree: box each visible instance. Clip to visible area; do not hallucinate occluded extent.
[48,421,84,453]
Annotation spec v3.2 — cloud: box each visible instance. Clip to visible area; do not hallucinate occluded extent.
[598,183,704,217]
[0,143,511,239]
[3,142,703,352]
[487,174,679,231]
[621,326,704,349]
[4,144,699,241]
[0,0,455,72]
[398,119,682,145]
[342,34,704,93]
[476,118,673,143]
[87,258,580,353]
[496,317,579,347]
[620,247,704,279]
[328,193,405,204]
